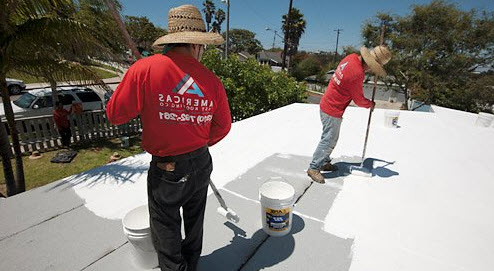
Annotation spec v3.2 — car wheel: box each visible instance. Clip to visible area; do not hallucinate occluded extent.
[8,85,22,95]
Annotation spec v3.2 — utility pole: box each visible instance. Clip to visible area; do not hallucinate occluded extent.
[266,27,283,49]
[281,0,293,71]
[333,28,343,62]
[272,30,277,49]
[222,0,230,59]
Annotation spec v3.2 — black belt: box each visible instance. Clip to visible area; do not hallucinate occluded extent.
[152,146,208,163]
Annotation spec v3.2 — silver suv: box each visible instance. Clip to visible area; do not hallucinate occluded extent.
[0,86,103,119]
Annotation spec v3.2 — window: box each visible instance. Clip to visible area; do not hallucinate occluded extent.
[33,96,53,108]
[76,92,102,103]
[13,93,36,108]
[59,94,75,105]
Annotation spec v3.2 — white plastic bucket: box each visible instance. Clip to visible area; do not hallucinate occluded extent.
[259,180,295,237]
[122,205,158,269]
[475,112,494,127]
[384,110,400,128]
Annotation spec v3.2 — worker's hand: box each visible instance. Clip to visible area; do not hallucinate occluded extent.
[370,101,376,111]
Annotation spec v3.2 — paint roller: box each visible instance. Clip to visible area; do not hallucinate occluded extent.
[209,179,240,223]
[350,23,388,178]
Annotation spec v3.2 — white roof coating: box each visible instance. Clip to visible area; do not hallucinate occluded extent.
[1,103,493,270]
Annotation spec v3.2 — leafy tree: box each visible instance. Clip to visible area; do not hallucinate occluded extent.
[292,56,322,81]
[282,8,306,57]
[363,1,494,111]
[125,16,167,52]
[226,29,263,55]
[0,0,109,196]
[202,0,216,32]
[201,49,307,121]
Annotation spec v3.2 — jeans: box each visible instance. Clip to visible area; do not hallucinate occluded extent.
[147,147,213,271]
[309,110,342,170]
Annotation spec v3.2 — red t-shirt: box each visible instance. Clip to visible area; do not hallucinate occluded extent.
[320,54,373,118]
[53,108,70,129]
[106,52,232,157]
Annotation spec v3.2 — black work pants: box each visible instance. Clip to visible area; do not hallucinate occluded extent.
[58,127,71,147]
[147,146,212,271]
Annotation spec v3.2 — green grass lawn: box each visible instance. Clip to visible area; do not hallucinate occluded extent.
[0,137,144,196]
[6,67,118,84]
[6,70,42,84]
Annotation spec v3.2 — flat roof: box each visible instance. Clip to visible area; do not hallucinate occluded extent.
[1,103,493,270]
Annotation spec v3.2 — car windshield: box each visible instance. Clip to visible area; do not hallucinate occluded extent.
[13,93,36,108]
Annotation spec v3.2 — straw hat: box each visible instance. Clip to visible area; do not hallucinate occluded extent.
[29,151,43,160]
[110,152,121,160]
[153,5,224,48]
[360,45,392,77]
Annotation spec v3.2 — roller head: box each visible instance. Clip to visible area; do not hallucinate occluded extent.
[349,165,372,177]
[217,207,240,223]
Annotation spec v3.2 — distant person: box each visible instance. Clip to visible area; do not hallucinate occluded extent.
[106,4,230,271]
[53,101,72,147]
[71,101,83,115]
[307,46,392,183]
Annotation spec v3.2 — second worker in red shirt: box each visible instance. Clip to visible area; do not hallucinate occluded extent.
[307,46,392,183]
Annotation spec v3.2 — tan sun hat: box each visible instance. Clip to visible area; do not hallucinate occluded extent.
[360,45,392,77]
[153,5,224,49]
[29,150,43,160]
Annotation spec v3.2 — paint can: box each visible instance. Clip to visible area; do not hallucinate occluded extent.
[475,112,494,127]
[384,110,400,128]
[122,205,158,269]
[120,136,130,148]
[259,180,295,237]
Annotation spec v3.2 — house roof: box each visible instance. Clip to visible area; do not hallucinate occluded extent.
[237,51,253,61]
[257,51,283,64]
[1,103,493,270]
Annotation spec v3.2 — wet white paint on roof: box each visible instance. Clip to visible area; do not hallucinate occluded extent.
[2,103,493,270]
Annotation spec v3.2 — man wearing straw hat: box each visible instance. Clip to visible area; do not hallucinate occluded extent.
[106,4,231,271]
[307,46,392,183]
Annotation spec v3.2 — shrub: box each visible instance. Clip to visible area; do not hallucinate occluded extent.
[202,50,307,121]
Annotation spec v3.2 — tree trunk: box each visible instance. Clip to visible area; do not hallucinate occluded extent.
[0,73,25,193]
[0,118,15,196]
[49,78,59,107]
[105,0,141,60]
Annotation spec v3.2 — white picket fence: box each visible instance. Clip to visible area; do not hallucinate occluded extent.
[9,110,141,154]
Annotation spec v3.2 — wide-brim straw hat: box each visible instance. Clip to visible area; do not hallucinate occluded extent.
[29,151,43,160]
[360,45,392,77]
[153,5,224,48]
[110,152,121,160]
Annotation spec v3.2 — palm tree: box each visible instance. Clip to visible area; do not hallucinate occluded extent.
[282,8,307,62]
[212,9,226,34]
[0,0,109,196]
[104,0,141,60]
[202,0,216,32]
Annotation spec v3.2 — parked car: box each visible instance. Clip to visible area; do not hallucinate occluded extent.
[6,78,26,95]
[0,86,104,119]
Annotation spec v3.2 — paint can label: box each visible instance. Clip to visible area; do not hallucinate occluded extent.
[392,117,398,127]
[265,207,290,231]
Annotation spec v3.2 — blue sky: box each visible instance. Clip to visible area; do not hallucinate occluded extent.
[120,0,493,52]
